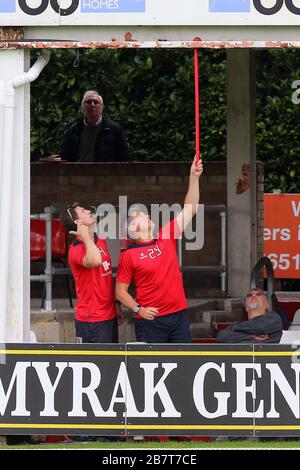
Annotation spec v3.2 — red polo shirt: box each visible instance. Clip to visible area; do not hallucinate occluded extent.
[116,219,187,317]
[69,235,116,322]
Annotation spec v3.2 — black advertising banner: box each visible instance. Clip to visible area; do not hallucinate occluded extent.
[0,343,126,436]
[0,343,300,436]
[254,344,300,438]
[125,343,254,437]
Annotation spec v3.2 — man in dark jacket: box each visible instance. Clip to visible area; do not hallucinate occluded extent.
[60,90,130,162]
[217,288,282,344]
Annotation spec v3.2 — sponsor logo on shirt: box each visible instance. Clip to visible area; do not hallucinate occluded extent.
[139,246,162,260]
[102,260,111,272]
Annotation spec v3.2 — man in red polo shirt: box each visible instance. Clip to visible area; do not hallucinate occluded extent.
[60,202,123,343]
[116,157,203,343]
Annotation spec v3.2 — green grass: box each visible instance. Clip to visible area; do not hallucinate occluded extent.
[1,440,300,450]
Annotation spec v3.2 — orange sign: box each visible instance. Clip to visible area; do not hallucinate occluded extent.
[264,194,300,278]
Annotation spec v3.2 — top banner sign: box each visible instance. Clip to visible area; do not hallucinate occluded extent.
[2,1,300,27]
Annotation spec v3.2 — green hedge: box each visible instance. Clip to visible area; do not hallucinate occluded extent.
[31,48,300,192]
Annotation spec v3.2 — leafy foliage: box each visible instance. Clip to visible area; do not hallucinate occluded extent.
[31,48,300,192]
[256,50,300,192]
[30,48,226,162]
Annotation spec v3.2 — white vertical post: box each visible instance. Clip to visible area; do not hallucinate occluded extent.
[227,49,257,297]
[0,49,30,342]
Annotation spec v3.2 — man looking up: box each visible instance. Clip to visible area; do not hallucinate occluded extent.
[116,157,203,343]
[60,202,123,343]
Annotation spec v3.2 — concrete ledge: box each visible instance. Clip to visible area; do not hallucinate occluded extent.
[30,297,245,343]
[30,308,136,343]
[189,322,213,338]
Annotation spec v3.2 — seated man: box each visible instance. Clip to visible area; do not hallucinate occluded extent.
[217,288,282,344]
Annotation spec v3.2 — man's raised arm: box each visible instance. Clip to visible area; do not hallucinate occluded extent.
[176,156,203,234]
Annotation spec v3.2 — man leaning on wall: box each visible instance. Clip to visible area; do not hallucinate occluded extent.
[60,90,130,162]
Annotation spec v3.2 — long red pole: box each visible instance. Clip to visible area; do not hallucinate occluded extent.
[194,48,200,163]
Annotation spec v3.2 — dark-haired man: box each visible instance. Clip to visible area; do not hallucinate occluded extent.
[217,288,282,344]
[60,202,123,343]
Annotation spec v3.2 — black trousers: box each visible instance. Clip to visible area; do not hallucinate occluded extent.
[75,317,118,343]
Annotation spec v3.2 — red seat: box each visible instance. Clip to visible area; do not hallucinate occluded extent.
[192,338,218,343]
[30,219,67,261]
[214,322,231,331]
[278,298,300,323]
[30,219,73,308]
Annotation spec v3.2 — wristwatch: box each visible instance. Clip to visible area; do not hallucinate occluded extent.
[133,305,142,314]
